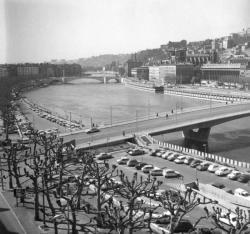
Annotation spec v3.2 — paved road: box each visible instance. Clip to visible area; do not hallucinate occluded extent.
[108,148,250,196]
[63,102,250,145]
[0,191,27,234]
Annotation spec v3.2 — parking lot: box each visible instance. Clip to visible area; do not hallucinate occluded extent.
[106,146,250,195]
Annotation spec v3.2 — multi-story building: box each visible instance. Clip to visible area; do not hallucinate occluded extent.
[0,66,8,78]
[125,60,143,77]
[17,64,40,77]
[230,57,250,69]
[149,64,194,84]
[201,63,241,83]
[131,66,149,80]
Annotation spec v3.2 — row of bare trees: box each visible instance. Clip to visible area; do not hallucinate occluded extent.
[1,130,250,234]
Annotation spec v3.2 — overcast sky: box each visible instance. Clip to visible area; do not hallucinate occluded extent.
[1,0,250,64]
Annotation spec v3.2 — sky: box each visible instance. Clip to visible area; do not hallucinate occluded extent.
[1,0,250,64]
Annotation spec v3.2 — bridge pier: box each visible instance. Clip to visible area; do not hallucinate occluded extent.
[103,76,107,84]
[183,127,211,143]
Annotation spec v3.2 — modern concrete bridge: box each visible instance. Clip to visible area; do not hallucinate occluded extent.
[62,102,250,147]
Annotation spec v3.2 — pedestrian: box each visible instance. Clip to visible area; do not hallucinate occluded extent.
[156,113,158,117]
[171,109,174,114]
[166,114,168,119]
[122,130,125,136]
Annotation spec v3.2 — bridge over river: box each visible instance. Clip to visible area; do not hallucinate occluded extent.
[53,71,121,84]
[61,101,250,149]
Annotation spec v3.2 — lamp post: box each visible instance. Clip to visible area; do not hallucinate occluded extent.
[136,110,138,133]
[110,106,113,126]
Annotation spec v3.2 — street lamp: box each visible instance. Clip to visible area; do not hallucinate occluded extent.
[110,106,113,126]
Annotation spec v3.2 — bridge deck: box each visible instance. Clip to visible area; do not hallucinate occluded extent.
[63,102,250,147]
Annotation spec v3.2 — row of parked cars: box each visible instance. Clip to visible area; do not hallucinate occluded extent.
[150,148,250,183]
[117,155,182,179]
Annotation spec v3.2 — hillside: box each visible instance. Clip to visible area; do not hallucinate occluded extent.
[76,54,131,68]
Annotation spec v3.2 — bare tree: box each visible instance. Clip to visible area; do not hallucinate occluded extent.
[157,186,217,233]
[83,155,118,228]
[110,171,162,234]
[205,206,250,234]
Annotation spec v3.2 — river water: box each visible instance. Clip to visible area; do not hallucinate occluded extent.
[24,80,250,162]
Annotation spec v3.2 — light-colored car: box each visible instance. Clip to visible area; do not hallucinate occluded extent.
[174,155,186,164]
[167,153,180,161]
[156,150,165,157]
[227,170,241,180]
[215,167,232,176]
[127,159,138,167]
[142,165,154,173]
[207,164,220,173]
[117,157,129,165]
[163,169,182,178]
[234,188,250,201]
[161,151,172,159]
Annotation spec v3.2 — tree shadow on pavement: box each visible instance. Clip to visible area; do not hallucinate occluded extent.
[0,220,19,234]
[0,208,9,212]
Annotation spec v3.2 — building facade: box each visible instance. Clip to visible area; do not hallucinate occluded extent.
[149,64,194,84]
[125,60,143,77]
[0,66,8,78]
[201,63,241,83]
[17,65,40,76]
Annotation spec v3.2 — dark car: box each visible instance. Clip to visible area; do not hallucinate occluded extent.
[127,148,145,156]
[196,162,211,171]
[190,159,202,168]
[211,182,225,189]
[237,174,250,183]
[154,218,193,233]
[135,162,148,170]
[85,127,100,134]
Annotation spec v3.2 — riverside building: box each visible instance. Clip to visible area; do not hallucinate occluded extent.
[201,63,241,83]
[148,64,194,85]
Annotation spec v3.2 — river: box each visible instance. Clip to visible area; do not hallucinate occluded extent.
[24,80,250,162]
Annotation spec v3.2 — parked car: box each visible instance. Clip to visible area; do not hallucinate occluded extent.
[150,169,164,176]
[127,159,138,167]
[167,153,180,161]
[150,149,161,156]
[215,167,232,176]
[227,170,241,180]
[85,127,100,134]
[190,159,202,168]
[117,157,129,165]
[211,182,225,189]
[156,150,165,157]
[184,157,195,165]
[234,188,250,200]
[128,148,145,156]
[164,169,182,178]
[142,165,154,173]
[161,151,172,159]
[153,218,193,233]
[237,173,250,183]
[196,162,211,171]
[174,155,186,164]
[96,152,113,160]
[208,164,220,173]
[135,162,148,170]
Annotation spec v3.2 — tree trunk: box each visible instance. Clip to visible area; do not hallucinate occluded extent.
[71,209,78,234]
[33,179,40,221]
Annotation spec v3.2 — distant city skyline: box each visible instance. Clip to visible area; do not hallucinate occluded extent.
[1,0,250,64]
